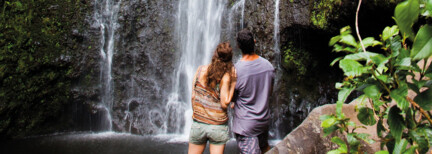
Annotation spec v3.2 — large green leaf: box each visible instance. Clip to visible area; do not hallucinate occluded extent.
[340,34,358,47]
[322,117,337,128]
[329,35,341,46]
[323,125,339,137]
[330,57,343,66]
[339,59,367,77]
[333,44,357,53]
[406,109,417,129]
[336,87,355,116]
[361,37,382,49]
[393,139,409,154]
[408,129,429,153]
[388,106,405,143]
[421,127,432,146]
[371,54,390,73]
[344,52,379,61]
[356,133,375,144]
[377,75,390,83]
[411,25,432,60]
[403,146,418,154]
[363,84,381,98]
[394,0,420,41]
[382,25,399,41]
[330,137,348,153]
[390,82,410,111]
[358,107,377,126]
[414,89,432,110]
[347,133,360,152]
[395,57,411,67]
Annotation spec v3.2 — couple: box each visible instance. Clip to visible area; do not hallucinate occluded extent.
[188,29,275,154]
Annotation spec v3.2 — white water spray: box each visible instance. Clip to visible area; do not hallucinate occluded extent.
[229,0,246,31]
[273,0,282,139]
[168,0,226,136]
[94,0,122,131]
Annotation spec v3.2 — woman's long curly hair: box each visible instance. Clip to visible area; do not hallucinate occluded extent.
[205,42,234,89]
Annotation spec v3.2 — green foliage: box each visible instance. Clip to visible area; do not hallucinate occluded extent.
[310,0,342,29]
[321,0,432,153]
[282,43,311,77]
[0,0,86,138]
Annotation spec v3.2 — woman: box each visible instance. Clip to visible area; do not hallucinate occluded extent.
[188,42,236,154]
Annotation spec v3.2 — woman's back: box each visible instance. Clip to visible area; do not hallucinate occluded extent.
[191,65,228,125]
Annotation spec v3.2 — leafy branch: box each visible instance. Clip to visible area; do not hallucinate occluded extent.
[322,0,432,153]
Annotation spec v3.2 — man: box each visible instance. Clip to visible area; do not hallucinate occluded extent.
[232,29,275,154]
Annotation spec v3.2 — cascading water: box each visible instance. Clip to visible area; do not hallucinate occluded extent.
[93,0,122,131]
[271,0,282,139]
[168,0,227,135]
[228,0,245,32]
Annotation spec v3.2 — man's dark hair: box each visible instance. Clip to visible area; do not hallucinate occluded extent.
[236,29,255,54]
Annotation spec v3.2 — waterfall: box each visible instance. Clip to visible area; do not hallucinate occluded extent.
[93,0,122,131]
[272,0,282,139]
[229,0,245,32]
[273,0,280,54]
[167,0,227,135]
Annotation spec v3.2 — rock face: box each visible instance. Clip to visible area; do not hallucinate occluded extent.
[67,0,179,133]
[266,102,379,154]
[66,0,399,137]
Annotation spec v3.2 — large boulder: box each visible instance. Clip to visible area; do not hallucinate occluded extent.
[266,101,379,154]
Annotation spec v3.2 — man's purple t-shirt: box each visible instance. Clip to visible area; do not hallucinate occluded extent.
[232,57,275,137]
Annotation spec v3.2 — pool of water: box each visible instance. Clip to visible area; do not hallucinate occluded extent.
[0,132,280,154]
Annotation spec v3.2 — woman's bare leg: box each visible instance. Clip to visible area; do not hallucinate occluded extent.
[209,144,225,154]
[188,143,206,154]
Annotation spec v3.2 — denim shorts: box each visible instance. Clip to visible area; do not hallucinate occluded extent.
[189,121,230,145]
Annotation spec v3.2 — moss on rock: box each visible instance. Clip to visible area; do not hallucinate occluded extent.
[0,0,89,139]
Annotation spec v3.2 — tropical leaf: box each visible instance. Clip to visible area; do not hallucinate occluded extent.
[394,0,420,41]
[356,133,375,144]
[395,57,411,67]
[414,89,432,110]
[364,85,380,99]
[411,25,432,60]
[340,26,352,35]
[330,137,348,153]
[323,125,339,137]
[358,107,377,126]
[388,106,405,143]
[329,35,341,46]
[340,34,358,47]
[361,37,382,49]
[390,36,402,57]
[344,52,379,61]
[408,129,429,153]
[377,75,390,83]
[333,44,357,53]
[390,82,410,111]
[322,117,338,128]
[339,59,367,77]
[393,139,409,154]
[336,87,355,116]
[347,133,360,152]
[330,57,343,66]
[382,25,399,41]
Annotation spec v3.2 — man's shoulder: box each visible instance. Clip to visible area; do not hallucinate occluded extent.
[258,57,275,71]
